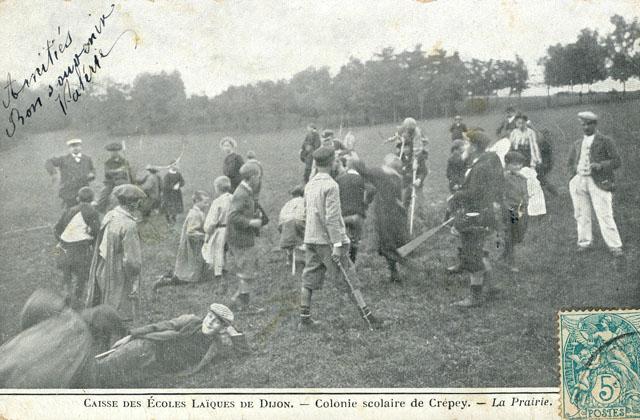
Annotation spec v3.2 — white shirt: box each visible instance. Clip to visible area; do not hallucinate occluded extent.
[60,211,93,242]
[577,134,594,176]
[71,153,82,163]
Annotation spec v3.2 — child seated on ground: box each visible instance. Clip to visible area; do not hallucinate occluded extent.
[202,176,233,280]
[502,151,529,272]
[278,185,306,266]
[153,191,210,290]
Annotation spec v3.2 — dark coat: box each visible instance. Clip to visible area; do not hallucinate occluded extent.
[446,153,466,193]
[450,123,467,141]
[450,151,504,230]
[162,171,185,215]
[568,131,621,191]
[227,182,257,248]
[0,290,125,388]
[361,166,409,258]
[300,131,321,162]
[336,171,366,218]
[103,156,132,186]
[223,153,244,192]
[45,154,95,203]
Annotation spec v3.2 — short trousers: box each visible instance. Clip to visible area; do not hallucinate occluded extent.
[229,245,258,280]
[301,243,361,291]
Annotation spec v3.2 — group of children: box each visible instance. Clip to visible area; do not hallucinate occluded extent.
[445,113,550,273]
[152,137,265,299]
[53,111,553,326]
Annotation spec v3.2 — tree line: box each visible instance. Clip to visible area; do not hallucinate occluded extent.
[6,14,640,139]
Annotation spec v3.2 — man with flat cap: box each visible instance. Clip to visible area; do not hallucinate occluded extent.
[299,146,381,330]
[87,184,146,321]
[96,142,133,213]
[45,138,95,209]
[568,111,623,257]
[448,129,504,307]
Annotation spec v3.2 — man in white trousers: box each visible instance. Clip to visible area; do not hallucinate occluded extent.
[568,111,623,257]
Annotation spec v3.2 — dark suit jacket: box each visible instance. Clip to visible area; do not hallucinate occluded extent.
[45,154,95,202]
[227,182,257,248]
[450,151,504,228]
[568,132,621,191]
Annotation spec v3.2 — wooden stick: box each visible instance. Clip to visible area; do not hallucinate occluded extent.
[397,217,454,258]
[291,249,296,275]
[94,348,117,359]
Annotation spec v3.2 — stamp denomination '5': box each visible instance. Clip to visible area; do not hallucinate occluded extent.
[559,310,640,419]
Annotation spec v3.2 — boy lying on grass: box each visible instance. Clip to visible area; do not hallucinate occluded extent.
[96,303,248,387]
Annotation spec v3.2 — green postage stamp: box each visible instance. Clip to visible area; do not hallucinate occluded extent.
[559,310,640,419]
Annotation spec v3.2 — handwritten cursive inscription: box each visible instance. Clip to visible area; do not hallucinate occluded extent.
[3,4,137,138]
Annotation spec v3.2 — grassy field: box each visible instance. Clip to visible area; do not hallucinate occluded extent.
[1,101,639,388]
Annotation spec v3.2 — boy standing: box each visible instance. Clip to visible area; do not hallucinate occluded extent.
[162,162,185,225]
[502,152,529,272]
[227,162,264,313]
[446,139,466,193]
[299,147,381,330]
[336,157,367,263]
[448,130,504,307]
[202,176,234,279]
[450,115,467,141]
[301,124,321,183]
[137,165,162,219]
[87,184,146,321]
[96,142,132,213]
[53,187,100,300]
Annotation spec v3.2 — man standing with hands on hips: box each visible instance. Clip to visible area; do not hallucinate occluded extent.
[45,138,95,209]
[568,111,624,258]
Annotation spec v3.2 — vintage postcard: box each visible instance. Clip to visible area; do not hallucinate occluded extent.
[1,0,639,419]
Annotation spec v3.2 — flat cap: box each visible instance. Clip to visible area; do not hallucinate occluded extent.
[321,129,334,139]
[239,161,261,179]
[312,146,335,166]
[77,186,95,202]
[578,111,598,122]
[209,303,234,324]
[113,184,146,200]
[466,129,492,150]
[105,142,122,151]
[66,138,82,146]
[504,151,527,165]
